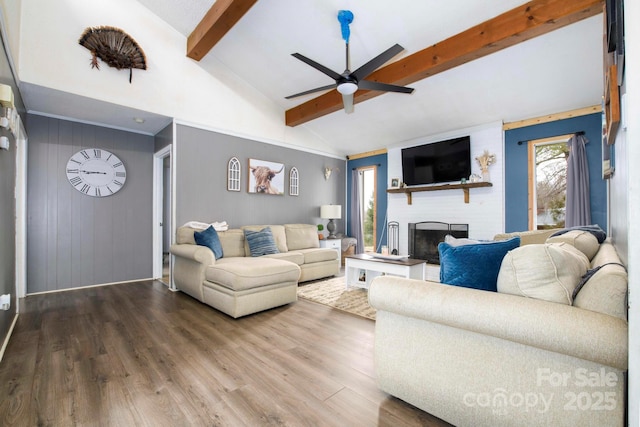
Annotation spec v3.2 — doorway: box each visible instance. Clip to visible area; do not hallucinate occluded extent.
[527,134,571,230]
[153,145,172,287]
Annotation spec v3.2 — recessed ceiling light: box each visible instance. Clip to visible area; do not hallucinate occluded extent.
[133,117,145,124]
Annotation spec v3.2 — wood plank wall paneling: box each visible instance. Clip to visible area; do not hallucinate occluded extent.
[26,115,155,293]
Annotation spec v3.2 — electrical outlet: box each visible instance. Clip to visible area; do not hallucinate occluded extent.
[0,294,10,310]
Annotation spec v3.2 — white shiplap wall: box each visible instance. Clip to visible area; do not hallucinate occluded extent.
[387,122,505,256]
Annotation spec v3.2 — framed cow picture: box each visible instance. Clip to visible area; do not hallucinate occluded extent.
[248,159,285,195]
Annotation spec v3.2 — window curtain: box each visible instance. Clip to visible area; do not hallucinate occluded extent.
[565,133,591,227]
[350,169,364,254]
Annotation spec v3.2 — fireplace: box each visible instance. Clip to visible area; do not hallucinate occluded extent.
[408,222,469,264]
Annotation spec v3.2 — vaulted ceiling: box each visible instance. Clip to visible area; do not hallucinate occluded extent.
[22,0,605,156]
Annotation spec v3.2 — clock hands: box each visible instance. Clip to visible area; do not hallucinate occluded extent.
[67,149,127,197]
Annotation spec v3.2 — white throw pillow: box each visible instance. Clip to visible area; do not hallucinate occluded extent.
[497,242,589,305]
[546,230,599,260]
[443,234,481,247]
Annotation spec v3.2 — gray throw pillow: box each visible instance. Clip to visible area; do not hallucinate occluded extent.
[244,227,279,257]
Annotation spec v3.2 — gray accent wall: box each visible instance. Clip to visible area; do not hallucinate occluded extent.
[154,123,173,152]
[175,124,345,230]
[26,115,155,293]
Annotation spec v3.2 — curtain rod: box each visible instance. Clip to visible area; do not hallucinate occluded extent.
[517,131,585,145]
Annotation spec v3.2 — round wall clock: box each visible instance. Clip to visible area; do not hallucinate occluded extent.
[66,148,127,197]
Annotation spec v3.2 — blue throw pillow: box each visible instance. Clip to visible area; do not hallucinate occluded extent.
[244,227,279,257]
[438,237,520,291]
[194,226,224,259]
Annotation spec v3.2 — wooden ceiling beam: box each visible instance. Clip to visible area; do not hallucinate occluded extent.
[187,0,258,61]
[285,0,603,127]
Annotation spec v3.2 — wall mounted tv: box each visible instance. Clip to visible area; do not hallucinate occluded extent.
[401,136,471,186]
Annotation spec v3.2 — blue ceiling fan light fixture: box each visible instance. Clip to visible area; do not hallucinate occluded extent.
[286,10,414,114]
[337,10,354,43]
[336,10,357,97]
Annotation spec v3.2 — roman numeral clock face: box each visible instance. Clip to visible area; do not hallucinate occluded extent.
[66,149,127,197]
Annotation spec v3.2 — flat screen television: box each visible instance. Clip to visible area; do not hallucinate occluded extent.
[401,136,471,186]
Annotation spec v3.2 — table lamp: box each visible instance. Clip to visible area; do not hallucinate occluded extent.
[320,205,342,239]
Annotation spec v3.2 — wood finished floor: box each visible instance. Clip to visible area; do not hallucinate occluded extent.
[0,280,452,427]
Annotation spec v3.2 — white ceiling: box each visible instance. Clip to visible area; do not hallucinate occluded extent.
[23,0,604,156]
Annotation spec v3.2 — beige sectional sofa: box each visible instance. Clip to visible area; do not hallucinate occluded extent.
[171,224,339,318]
[369,229,628,427]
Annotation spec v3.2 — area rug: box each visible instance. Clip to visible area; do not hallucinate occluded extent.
[297,276,376,320]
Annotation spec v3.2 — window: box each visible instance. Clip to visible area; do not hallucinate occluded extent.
[358,166,377,251]
[527,135,571,230]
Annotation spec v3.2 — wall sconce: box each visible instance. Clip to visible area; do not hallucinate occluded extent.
[0,136,9,150]
[324,166,340,180]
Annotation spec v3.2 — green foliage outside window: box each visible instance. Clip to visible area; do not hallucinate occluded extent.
[363,194,374,247]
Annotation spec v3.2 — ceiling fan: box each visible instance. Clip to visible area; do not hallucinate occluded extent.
[285,10,414,114]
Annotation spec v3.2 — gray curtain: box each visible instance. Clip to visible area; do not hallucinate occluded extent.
[350,169,364,254]
[565,134,591,227]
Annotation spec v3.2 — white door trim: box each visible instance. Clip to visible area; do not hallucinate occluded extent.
[15,117,27,302]
[152,144,171,285]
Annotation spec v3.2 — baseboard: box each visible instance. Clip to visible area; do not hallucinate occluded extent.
[26,278,156,296]
[0,313,19,363]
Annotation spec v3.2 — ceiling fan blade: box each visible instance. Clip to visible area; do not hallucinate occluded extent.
[358,79,414,94]
[285,84,337,99]
[342,93,354,114]
[291,53,343,81]
[351,43,405,81]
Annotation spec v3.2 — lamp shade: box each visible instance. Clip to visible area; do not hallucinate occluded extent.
[320,204,342,219]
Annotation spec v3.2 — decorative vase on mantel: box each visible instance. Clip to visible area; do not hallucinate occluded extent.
[475,150,496,184]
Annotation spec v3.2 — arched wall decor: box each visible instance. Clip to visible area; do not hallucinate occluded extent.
[289,167,299,196]
[227,157,241,191]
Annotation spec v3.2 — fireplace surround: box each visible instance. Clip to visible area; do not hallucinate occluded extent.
[408,221,469,264]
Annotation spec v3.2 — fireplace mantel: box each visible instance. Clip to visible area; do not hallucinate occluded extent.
[387,182,492,204]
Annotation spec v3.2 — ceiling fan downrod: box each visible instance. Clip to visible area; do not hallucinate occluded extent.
[285,8,413,114]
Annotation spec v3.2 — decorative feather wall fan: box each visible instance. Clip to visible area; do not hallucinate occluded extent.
[78,26,147,83]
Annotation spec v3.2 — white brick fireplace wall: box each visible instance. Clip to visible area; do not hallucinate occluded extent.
[387,122,505,256]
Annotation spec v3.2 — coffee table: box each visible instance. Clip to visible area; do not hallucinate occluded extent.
[344,253,426,289]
